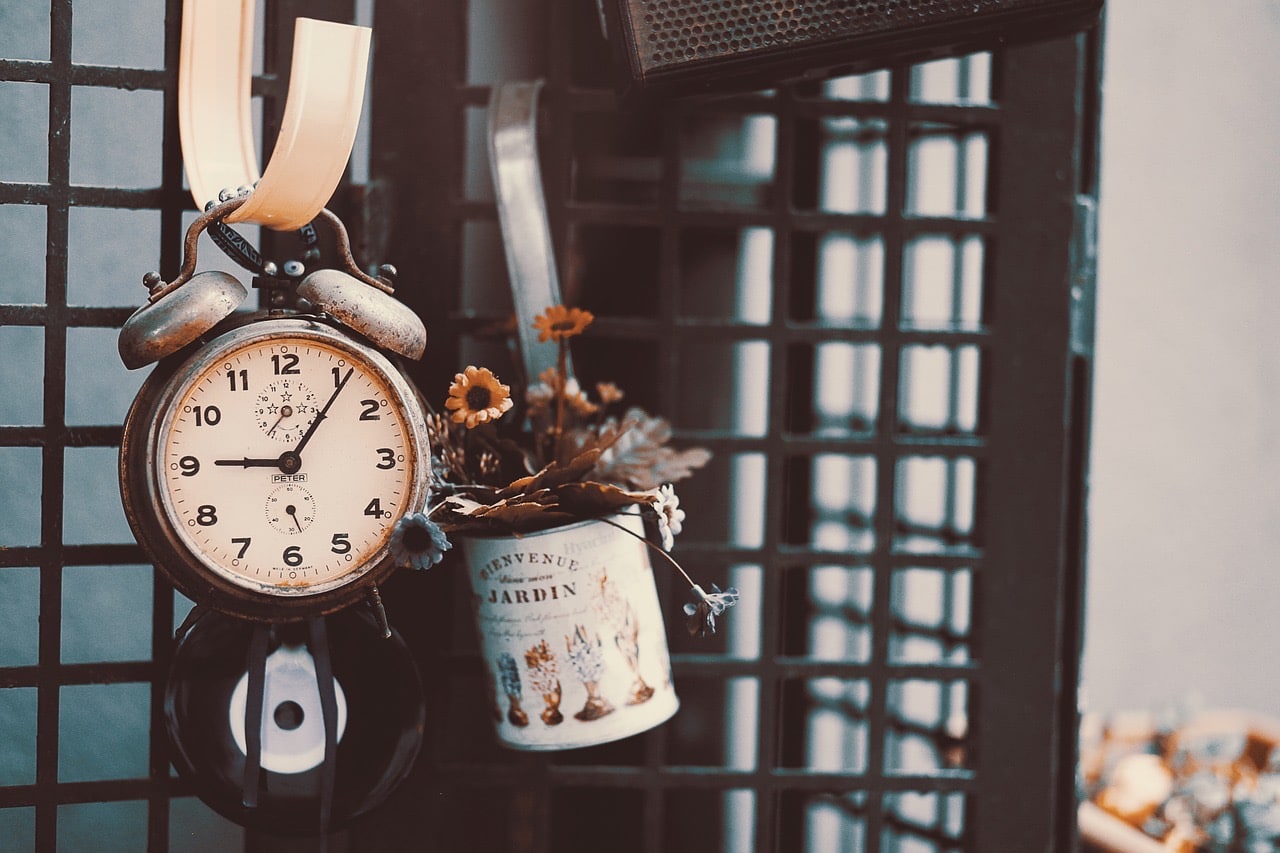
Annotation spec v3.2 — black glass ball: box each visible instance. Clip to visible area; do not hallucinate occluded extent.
[164,608,424,835]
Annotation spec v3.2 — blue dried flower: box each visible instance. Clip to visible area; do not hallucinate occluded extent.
[683,583,740,638]
[389,511,452,570]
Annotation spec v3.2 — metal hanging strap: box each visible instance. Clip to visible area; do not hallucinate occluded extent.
[487,80,573,386]
[239,622,271,810]
[238,620,340,848]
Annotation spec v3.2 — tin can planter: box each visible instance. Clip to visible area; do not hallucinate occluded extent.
[461,510,678,750]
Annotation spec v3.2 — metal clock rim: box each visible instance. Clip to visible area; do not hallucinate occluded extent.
[120,314,431,622]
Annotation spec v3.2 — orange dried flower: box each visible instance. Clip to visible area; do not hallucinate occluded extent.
[533,305,594,343]
[445,365,513,428]
[595,382,624,406]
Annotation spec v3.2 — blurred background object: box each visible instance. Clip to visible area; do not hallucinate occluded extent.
[1083,0,1280,718]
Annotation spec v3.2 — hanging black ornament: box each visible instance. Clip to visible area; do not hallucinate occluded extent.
[164,606,424,836]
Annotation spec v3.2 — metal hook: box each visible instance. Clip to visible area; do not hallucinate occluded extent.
[143,198,396,304]
[143,195,252,303]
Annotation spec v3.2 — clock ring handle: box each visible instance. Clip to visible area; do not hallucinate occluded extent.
[311,207,396,296]
[141,195,252,304]
[141,197,395,305]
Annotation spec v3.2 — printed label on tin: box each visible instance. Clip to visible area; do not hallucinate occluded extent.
[462,513,679,750]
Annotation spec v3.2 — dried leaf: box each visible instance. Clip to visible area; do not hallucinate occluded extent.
[497,448,603,499]
[446,503,582,535]
[592,409,711,489]
[561,416,629,460]
[444,495,487,516]
[552,481,654,516]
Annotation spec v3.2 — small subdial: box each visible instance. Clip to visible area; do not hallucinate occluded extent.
[255,379,318,442]
[265,484,317,535]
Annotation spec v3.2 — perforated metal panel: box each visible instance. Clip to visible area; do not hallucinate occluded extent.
[599,0,1103,96]
[0,0,1100,850]
[625,0,1079,63]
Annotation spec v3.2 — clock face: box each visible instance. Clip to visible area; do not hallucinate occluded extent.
[150,323,424,597]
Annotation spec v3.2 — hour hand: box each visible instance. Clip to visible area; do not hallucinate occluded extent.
[214,457,281,468]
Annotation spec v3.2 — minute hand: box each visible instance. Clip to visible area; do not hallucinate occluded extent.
[293,367,353,456]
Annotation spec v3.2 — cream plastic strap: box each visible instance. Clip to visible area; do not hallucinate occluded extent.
[178,0,370,231]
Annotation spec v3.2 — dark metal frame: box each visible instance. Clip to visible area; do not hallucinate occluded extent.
[369,2,1101,851]
[0,0,1100,850]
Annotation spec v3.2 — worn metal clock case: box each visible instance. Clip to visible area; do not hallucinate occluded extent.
[118,198,430,622]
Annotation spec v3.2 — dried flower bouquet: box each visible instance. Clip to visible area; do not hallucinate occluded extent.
[389,305,740,636]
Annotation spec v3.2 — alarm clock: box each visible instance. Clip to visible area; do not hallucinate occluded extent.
[118,197,430,621]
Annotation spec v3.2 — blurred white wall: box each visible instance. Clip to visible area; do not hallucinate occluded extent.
[1084,0,1280,716]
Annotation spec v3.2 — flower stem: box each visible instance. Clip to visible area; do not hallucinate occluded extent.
[553,340,568,464]
[423,498,454,518]
[423,485,500,518]
[593,514,698,591]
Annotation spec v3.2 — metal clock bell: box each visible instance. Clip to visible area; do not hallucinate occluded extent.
[118,196,430,622]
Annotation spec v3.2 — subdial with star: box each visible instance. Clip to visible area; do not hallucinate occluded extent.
[254,379,318,443]
[265,484,317,535]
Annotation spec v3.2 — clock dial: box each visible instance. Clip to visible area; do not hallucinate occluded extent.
[153,328,420,596]
[253,379,318,443]
[265,484,316,534]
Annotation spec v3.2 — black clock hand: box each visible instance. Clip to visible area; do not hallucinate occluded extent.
[215,457,283,468]
[292,367,353,456]
[214,371,353,475]
[266,405,293,436]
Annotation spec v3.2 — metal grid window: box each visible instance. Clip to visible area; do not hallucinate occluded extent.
[0,0,1099,850]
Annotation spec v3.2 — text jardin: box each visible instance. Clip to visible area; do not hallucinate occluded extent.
[487,583,577,604]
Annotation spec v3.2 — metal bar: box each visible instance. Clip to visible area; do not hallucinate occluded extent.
[146,1,187,847]
[34,2,73,849]
[0,544,148,568]
[859,64,915,853]
[410,764,976,792]
[0,185,171,207]
[439,313,993,346]
[642,26,684,853]
[973,33,1093,852]
[0,59,170,88]
[358,2,469,849]
[743,76,800,853]
[0,306,153,326]
[0,661,159,689]
[0,777,194,810]
[450,197,1000,235]
[405,650,979,679]
[1052,23,1104,850]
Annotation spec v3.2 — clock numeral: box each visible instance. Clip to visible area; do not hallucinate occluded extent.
[330,533,351,554]
[177,456,200,476]
[359,399,381,421]
[231,537,251,559]
[227,368,248,391]
[272,353,301,375]
[375,448,396,469]
[364,498,385,518]
[283,545,303,567]
[196,505,218,526]
[191,405,221,427]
